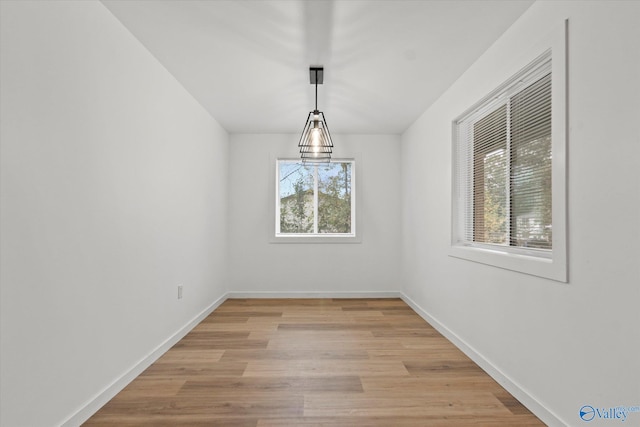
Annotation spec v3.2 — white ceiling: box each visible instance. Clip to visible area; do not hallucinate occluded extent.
[101,0,534,134]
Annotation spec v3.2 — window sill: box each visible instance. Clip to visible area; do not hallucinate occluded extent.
[270,233,361,244]
[449,244,566,282]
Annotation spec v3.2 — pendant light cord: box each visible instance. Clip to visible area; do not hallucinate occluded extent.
[314,69,318,111]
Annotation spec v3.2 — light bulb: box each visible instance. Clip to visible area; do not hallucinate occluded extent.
[311,128,320,152]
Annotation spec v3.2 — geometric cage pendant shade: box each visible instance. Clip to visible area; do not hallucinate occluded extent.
[298,67,333,163]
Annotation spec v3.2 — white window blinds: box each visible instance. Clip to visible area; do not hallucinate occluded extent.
[454,54,552,254]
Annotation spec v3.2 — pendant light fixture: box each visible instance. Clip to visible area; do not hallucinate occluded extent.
[299,66,333,163]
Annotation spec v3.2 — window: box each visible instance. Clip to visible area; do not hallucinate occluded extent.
[468,68,552,251]
[452,43,566,282]
[276,159,355,238]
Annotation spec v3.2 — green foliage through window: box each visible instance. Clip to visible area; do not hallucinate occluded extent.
[278,160,353,235]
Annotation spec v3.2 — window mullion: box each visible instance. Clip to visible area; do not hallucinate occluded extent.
[276,163,281,234]
[313,165,319,234]
[506,99,512,247]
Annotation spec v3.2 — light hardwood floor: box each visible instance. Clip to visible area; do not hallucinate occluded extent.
[84,298,544,426]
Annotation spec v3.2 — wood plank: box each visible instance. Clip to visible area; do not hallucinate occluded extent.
[403,359,485,376]
[266,337,405,351]
[139,361,248,379]
[275,312,386,320]
[360,376,502,393]
[372,328,443,338]
[281,310,383,318]
[155,349,224,364]
[220,349,369,361]
[367,347,461,360]
[341,305,414,312]
[200,315,250,323]
[247,330,375,341]
[277,322,394,331]
[111,379,186,398]
[207,311,283,318]
[171,338,268,350]
[191,322,278,332]
[303,391,510,417]
[243,360,410,378]
[178,376,363,394]
[91,394,303,417]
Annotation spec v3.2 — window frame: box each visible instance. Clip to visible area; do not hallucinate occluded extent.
[450,21,567,282]
[272,157,360,243]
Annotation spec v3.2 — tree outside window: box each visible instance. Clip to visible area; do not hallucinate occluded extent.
[277,160,353,236]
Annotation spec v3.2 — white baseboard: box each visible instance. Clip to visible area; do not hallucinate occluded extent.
[400,293,566,427]
[226,290,402,299]
[60,293,228,427]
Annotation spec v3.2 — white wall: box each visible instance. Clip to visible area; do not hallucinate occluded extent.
[0,1,229,426]
[228,134,401,295]
[401,1,640,426]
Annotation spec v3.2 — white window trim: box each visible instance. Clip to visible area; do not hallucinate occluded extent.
[270,156,361,244]
[450,20,568,282]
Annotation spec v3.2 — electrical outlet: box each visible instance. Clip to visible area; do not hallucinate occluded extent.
[177,284,183,300]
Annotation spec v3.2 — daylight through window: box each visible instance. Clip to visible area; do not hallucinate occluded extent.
[276,160,354,236]
[454,54,552,256]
